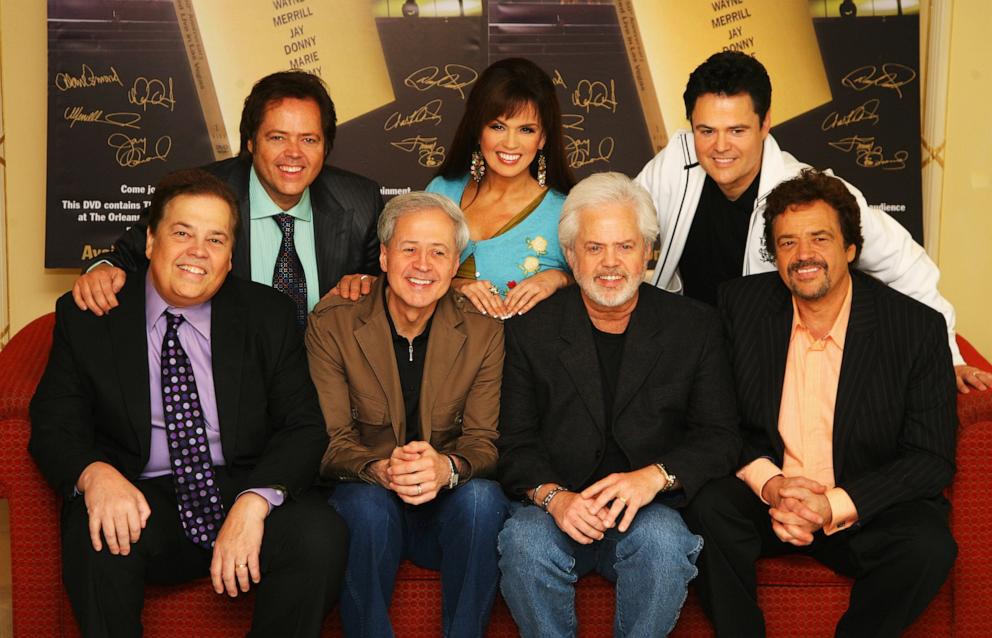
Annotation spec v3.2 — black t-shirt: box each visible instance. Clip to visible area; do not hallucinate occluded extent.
[586,324,631,488]
[384,291,432,444]
[678,173,761,306]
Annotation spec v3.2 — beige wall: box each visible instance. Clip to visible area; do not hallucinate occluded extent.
[938,2,992,359]
[1,0,990,358]
[1,0,76,335]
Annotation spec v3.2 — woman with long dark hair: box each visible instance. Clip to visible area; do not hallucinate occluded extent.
[425,57,575,317]
[331,58,575,318]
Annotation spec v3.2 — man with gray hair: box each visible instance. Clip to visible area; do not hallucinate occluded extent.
[306,191,509,637]
[497,172,741,636]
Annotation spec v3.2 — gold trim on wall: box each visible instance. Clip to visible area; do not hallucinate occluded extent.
[0,23,9,349]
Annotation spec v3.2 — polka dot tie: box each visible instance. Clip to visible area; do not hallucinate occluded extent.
[161,312,225,549]
[272,213,308,330]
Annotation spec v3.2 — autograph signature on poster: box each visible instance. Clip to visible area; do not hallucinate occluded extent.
[128,76,176,111]
[64,106,141,129]
[390,136,446,168]
[828,135,907,170]
[384,99,443,131]
[841,64,916,99]
[108,134,172,168]
[404,65,478,99]
[821,99,881,131]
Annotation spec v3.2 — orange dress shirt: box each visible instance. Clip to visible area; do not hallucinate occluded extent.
[737,279,858,535]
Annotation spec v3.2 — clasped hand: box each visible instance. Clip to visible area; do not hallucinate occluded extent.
[368,441,451,505]
[547,466,665,544]
[762,475,833,546]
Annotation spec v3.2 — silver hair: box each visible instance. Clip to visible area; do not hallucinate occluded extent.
[558,172,660,251]
[377,191,470,253]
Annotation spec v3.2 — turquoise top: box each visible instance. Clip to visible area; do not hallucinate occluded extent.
[248,168,320,311]
[426,174,569,296]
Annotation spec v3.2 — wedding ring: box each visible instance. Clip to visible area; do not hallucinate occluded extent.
[236,563,247,569]
[417,484,423,496]
[488,284,499,296]
[360,275,368,281]
[617,496,628,505]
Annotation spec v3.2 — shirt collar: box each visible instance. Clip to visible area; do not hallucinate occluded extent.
[790,274,853,350]
[144,271,213,341]
[383,284,433,343]
[248,165,312,222]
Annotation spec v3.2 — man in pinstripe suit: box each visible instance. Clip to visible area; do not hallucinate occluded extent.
[683,170,958,638]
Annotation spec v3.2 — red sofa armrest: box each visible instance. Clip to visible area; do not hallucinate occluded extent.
[949,417,992,637]
[0,313,54,421]
[0,414,65,637]
[0,314,63,635]
[956,335,992,426]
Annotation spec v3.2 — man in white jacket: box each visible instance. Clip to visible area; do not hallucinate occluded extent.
[635,51,990,392]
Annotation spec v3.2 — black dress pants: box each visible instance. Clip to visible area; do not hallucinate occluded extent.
[682,476,956,638]
[61,473,349,638]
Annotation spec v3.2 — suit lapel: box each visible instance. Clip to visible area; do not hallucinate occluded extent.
[419,294,466,442]
[558,289,606,433]
[109,277,152,459]
[210,279,247,455]
[832,274,878,477]
[310,173,349,294]
[612,288,665,420]
[762,284,793,457]
[229,162,253,280]
[354,285,405,443]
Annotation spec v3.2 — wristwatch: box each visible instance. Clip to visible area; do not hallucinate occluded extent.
[655,463,677,492]
[446,455,459,490]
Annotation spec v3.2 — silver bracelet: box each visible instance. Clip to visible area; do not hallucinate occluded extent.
[541,486,568,512]
[446,455,459,490]
[531,483,546,506]
[655,463,677,492]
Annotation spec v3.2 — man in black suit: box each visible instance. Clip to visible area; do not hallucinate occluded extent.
[30,169,348,637]
[684,169,958,637]
[496,172,741,637]
[71,71,382,327]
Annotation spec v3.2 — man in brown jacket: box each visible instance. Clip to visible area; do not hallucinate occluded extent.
[305,191,508,638]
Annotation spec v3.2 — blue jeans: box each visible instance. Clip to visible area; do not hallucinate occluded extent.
[329,480,509,638]
[498,501,702,638]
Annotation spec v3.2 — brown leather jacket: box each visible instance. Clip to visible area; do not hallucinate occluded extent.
[305,277,504,482]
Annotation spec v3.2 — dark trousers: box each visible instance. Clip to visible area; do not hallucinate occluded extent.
[682,476,956,638]
[61,473,349,638]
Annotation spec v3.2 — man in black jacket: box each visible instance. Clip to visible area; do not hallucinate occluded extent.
[31,169,347,638]
[684,170,957,637]
[71,71,382,327]
[496,172,741,637]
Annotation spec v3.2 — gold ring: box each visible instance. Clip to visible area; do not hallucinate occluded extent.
[617,496,628,505]
[236,563,247,569]
[417,484,423,496]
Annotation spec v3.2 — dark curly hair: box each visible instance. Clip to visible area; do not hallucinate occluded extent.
[683,51,771,122]
[761,169,863,264]
[239,71,336,157]
[148,169,240,240]
[437,57,575,194]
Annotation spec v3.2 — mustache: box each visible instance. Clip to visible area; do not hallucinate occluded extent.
[788,258,828,274]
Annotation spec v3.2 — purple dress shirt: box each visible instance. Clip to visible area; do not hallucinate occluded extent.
[140,273,283,510]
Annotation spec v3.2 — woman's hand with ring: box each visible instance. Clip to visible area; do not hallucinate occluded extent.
[452,278,510,318]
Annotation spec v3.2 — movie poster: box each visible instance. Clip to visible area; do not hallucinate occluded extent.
[46,0,922,267]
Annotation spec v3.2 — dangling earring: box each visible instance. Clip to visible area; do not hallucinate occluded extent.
[470,149,486,183]
[537,150,547,188]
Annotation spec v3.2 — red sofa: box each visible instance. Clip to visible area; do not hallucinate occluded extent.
[1,313,990,637]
